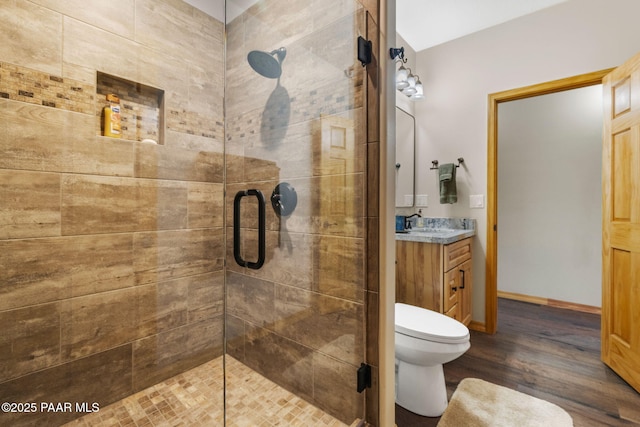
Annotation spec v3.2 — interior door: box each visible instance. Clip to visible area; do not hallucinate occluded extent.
[602,51,640,393]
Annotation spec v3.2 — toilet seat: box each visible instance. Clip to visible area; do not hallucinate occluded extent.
[395,303,469,344]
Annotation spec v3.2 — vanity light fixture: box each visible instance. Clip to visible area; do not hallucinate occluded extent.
[390,46,423,101]
[412,75,424,99]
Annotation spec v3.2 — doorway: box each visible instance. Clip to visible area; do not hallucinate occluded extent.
[485,69,613,333]
[497,84,603,309]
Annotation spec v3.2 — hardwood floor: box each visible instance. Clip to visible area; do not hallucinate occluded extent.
[395,298,640,426]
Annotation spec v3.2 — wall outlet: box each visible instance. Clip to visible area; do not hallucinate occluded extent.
[416,194,428,207]
[470,194,485,208]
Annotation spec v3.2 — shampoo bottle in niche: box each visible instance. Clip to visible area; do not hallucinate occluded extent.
[103,93,122,138]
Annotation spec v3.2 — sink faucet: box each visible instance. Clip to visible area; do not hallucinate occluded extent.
[404,213,422,230]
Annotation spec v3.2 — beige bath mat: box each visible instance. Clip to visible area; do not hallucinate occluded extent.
[438,378,573,427]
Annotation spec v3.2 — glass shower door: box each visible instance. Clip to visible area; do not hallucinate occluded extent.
[224,0,369,424]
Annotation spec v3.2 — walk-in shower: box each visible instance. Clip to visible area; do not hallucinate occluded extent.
[0,0,379,425]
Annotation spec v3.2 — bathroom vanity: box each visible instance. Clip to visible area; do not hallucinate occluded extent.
[395,219,475,326]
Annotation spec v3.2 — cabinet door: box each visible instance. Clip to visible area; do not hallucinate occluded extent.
[458,259,473,326]
[443,267,460,312]
[396,240,442,311]
[445,303,460,321]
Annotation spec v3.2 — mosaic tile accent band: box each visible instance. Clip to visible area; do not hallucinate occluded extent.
[0,62,94,114]
[167,108,224,141]
[0,61,223,142]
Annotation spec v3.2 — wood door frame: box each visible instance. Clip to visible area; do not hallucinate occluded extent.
[485,69,614,334]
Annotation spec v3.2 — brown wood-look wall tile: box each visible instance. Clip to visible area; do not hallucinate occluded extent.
[226,226,245,275]
[225,314,246,362]
[0,170,60,239]
[187,182,224,229]
[165,129,224,154]
[226,271,276,330]
[244,152,285,182]
[132,317,223,391]
[0,100,94,173]
[62,175,192,235]
[0,242,61,312]
[133,228,224,285]
[278,175,365,238]
[0,90,130,177]
[61,174,138,234]
[224,152,245,184]
[71,137,134,177]
[187,271,224,323]
[60,287,140,360]
[135,142,223,183]
[0,302,60,383]
[244,325,314,403]
[0,345,133,427]
[68,234,135,297]
[313,351,364,424]
[274,285,363,366]
[311,0,362,34]
[137,281,189,337]
[245,230,313,291]
[135,0,220,72]
[313,235,365,302]
[239,120,320,182]
[30,0,136,39]
[63,17,139,85]
[0,1,62,75]
[0,234,134,311]
[61,280,194,362]
[137,179,188,231]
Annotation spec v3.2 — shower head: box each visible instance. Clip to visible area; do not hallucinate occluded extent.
[247,47,287,79]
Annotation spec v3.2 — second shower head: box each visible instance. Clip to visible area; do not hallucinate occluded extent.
[247,47,287,79]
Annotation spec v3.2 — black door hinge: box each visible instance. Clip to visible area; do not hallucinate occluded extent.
[357,363,372,393]
[357,36,372,67]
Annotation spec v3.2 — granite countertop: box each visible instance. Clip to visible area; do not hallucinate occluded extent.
[395,217,476,244]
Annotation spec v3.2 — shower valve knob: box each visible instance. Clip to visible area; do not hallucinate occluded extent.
[271,182,297,217]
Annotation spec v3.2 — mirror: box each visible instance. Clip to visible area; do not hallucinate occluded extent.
[395,106,415,207]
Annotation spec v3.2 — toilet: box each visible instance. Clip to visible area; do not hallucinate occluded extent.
[395,302,470,417]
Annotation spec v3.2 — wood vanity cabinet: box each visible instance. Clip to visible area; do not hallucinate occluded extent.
[396,237,473,326]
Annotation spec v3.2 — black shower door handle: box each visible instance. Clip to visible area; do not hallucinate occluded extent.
[233,189,266,269]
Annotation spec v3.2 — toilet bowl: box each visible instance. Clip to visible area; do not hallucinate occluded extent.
[395,303,470,417]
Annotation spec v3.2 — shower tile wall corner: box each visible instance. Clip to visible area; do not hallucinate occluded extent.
[0,1,225,425]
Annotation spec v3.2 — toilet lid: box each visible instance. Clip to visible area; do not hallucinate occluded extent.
[395,303,470,344]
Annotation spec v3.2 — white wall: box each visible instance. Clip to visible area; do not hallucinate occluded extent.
[414,0,640,322]
[497,86,602,307]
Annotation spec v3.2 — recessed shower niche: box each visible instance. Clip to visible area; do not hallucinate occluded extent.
[96,72,165,144]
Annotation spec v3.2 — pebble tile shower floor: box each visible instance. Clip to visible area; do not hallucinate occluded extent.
[64,355,351,427]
